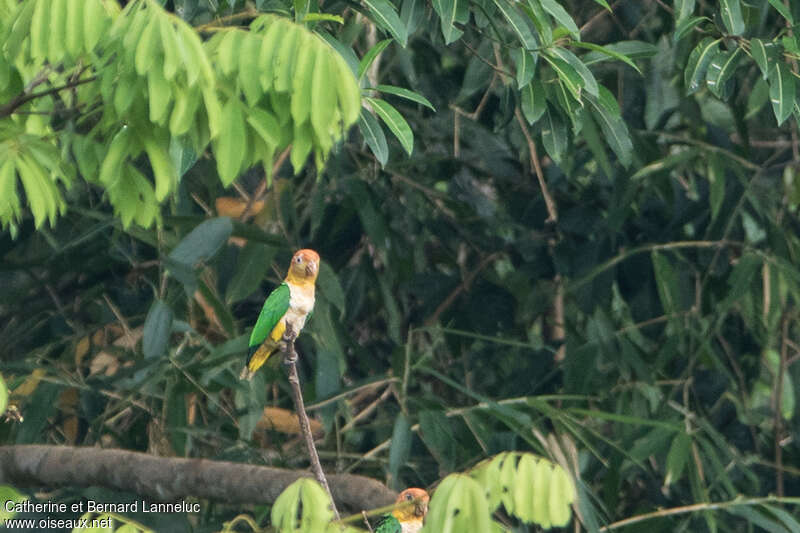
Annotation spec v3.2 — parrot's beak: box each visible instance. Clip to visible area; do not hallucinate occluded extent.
[415,501,428,517]
[305,261,317,276]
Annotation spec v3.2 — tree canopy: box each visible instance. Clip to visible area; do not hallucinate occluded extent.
[2,0,800,531]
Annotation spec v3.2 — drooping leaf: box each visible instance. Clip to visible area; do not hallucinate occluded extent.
[366,97,414,155]
[168,217,234,267]
[541,107,568,163]
[769,61,795,126]
[521,79,547,125]
[358,110,389,166]
[719,0,744,36]
[538,0,580,39]
[492,0,538,50]
[362,0,408,46]
[684,37,720,94]
[142,299,173,358]
[358,38,392,79]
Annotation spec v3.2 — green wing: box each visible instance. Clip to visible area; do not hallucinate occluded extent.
[247,283,290,356]
[374,514,400,533]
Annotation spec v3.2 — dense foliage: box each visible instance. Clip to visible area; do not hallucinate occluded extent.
[2,0,800,531]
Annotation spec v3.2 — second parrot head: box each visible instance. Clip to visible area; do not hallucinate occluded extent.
[393,487,430,521]
[287,249,320,283]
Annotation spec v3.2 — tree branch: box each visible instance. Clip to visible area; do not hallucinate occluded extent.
[0,445,395,512]
[281,327,341,520]
[0,76,97,119]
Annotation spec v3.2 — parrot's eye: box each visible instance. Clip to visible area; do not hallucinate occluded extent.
[405,493,413,501]
[295,256,302,263]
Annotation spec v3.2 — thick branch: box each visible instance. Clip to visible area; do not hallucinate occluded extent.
[0,445,395,512]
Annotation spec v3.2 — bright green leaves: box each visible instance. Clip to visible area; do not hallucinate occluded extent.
[0,485,28,525]
[214,99,247,186]
[25,0,111,62]
[222,15,362,176]
[423,475,493,533]
[271,479,334,532]
[0,131,71,230]
[462,452,576,530]
[0,372,7,416]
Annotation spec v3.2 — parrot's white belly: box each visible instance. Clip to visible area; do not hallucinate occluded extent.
[285,285,314,334]
[401,519,423,533]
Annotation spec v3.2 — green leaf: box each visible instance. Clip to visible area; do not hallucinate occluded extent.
[719,0,744,36]
[226,242,277,303]
[317,261,347,317]
[538,0,580,39]
[358,110,389,165]
[169,217,234,267]
[673,15,707,44]
[358,38,392,80]
[573,41,641,74]
[541,107,567,163]
[675,0,695,20]
[651,251,679,313]
[706,46,742,99]
[708,153,725,221]
[586,87,633,168]
[492,0,538,50]
[664,432,691,486]
[769,61,796,126]
[684,37,720,94]
[543,53,583,101]
[362,0,408,47]
[215,99,247,185]
[425,475,492,533]
[272,479,333,531]
[432,0,464,44]
[374,84,435,110]
[750,38,770,80]
[549,47,598,97]
[302,12,345,23]
[366,97,414,155]
[767,0,794,24]
[511,47,537,89]
[721,253,762,309]
[0,485,28,523]
[142,299,174,358]
[311,48,337,149]
[521,79,546,125]
[0,373,7,415]
[388,413,413,490]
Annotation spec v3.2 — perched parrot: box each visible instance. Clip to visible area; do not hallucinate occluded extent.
[240,249,320,380]
[374,488,430,533]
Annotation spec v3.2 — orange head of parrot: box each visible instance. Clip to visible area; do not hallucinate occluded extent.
[391,488,430,522]
[286,249,320,285]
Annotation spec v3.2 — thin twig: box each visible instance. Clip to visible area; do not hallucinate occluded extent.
[281,327,340,520]
[515,108,557,223]
[361,511,374,533]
